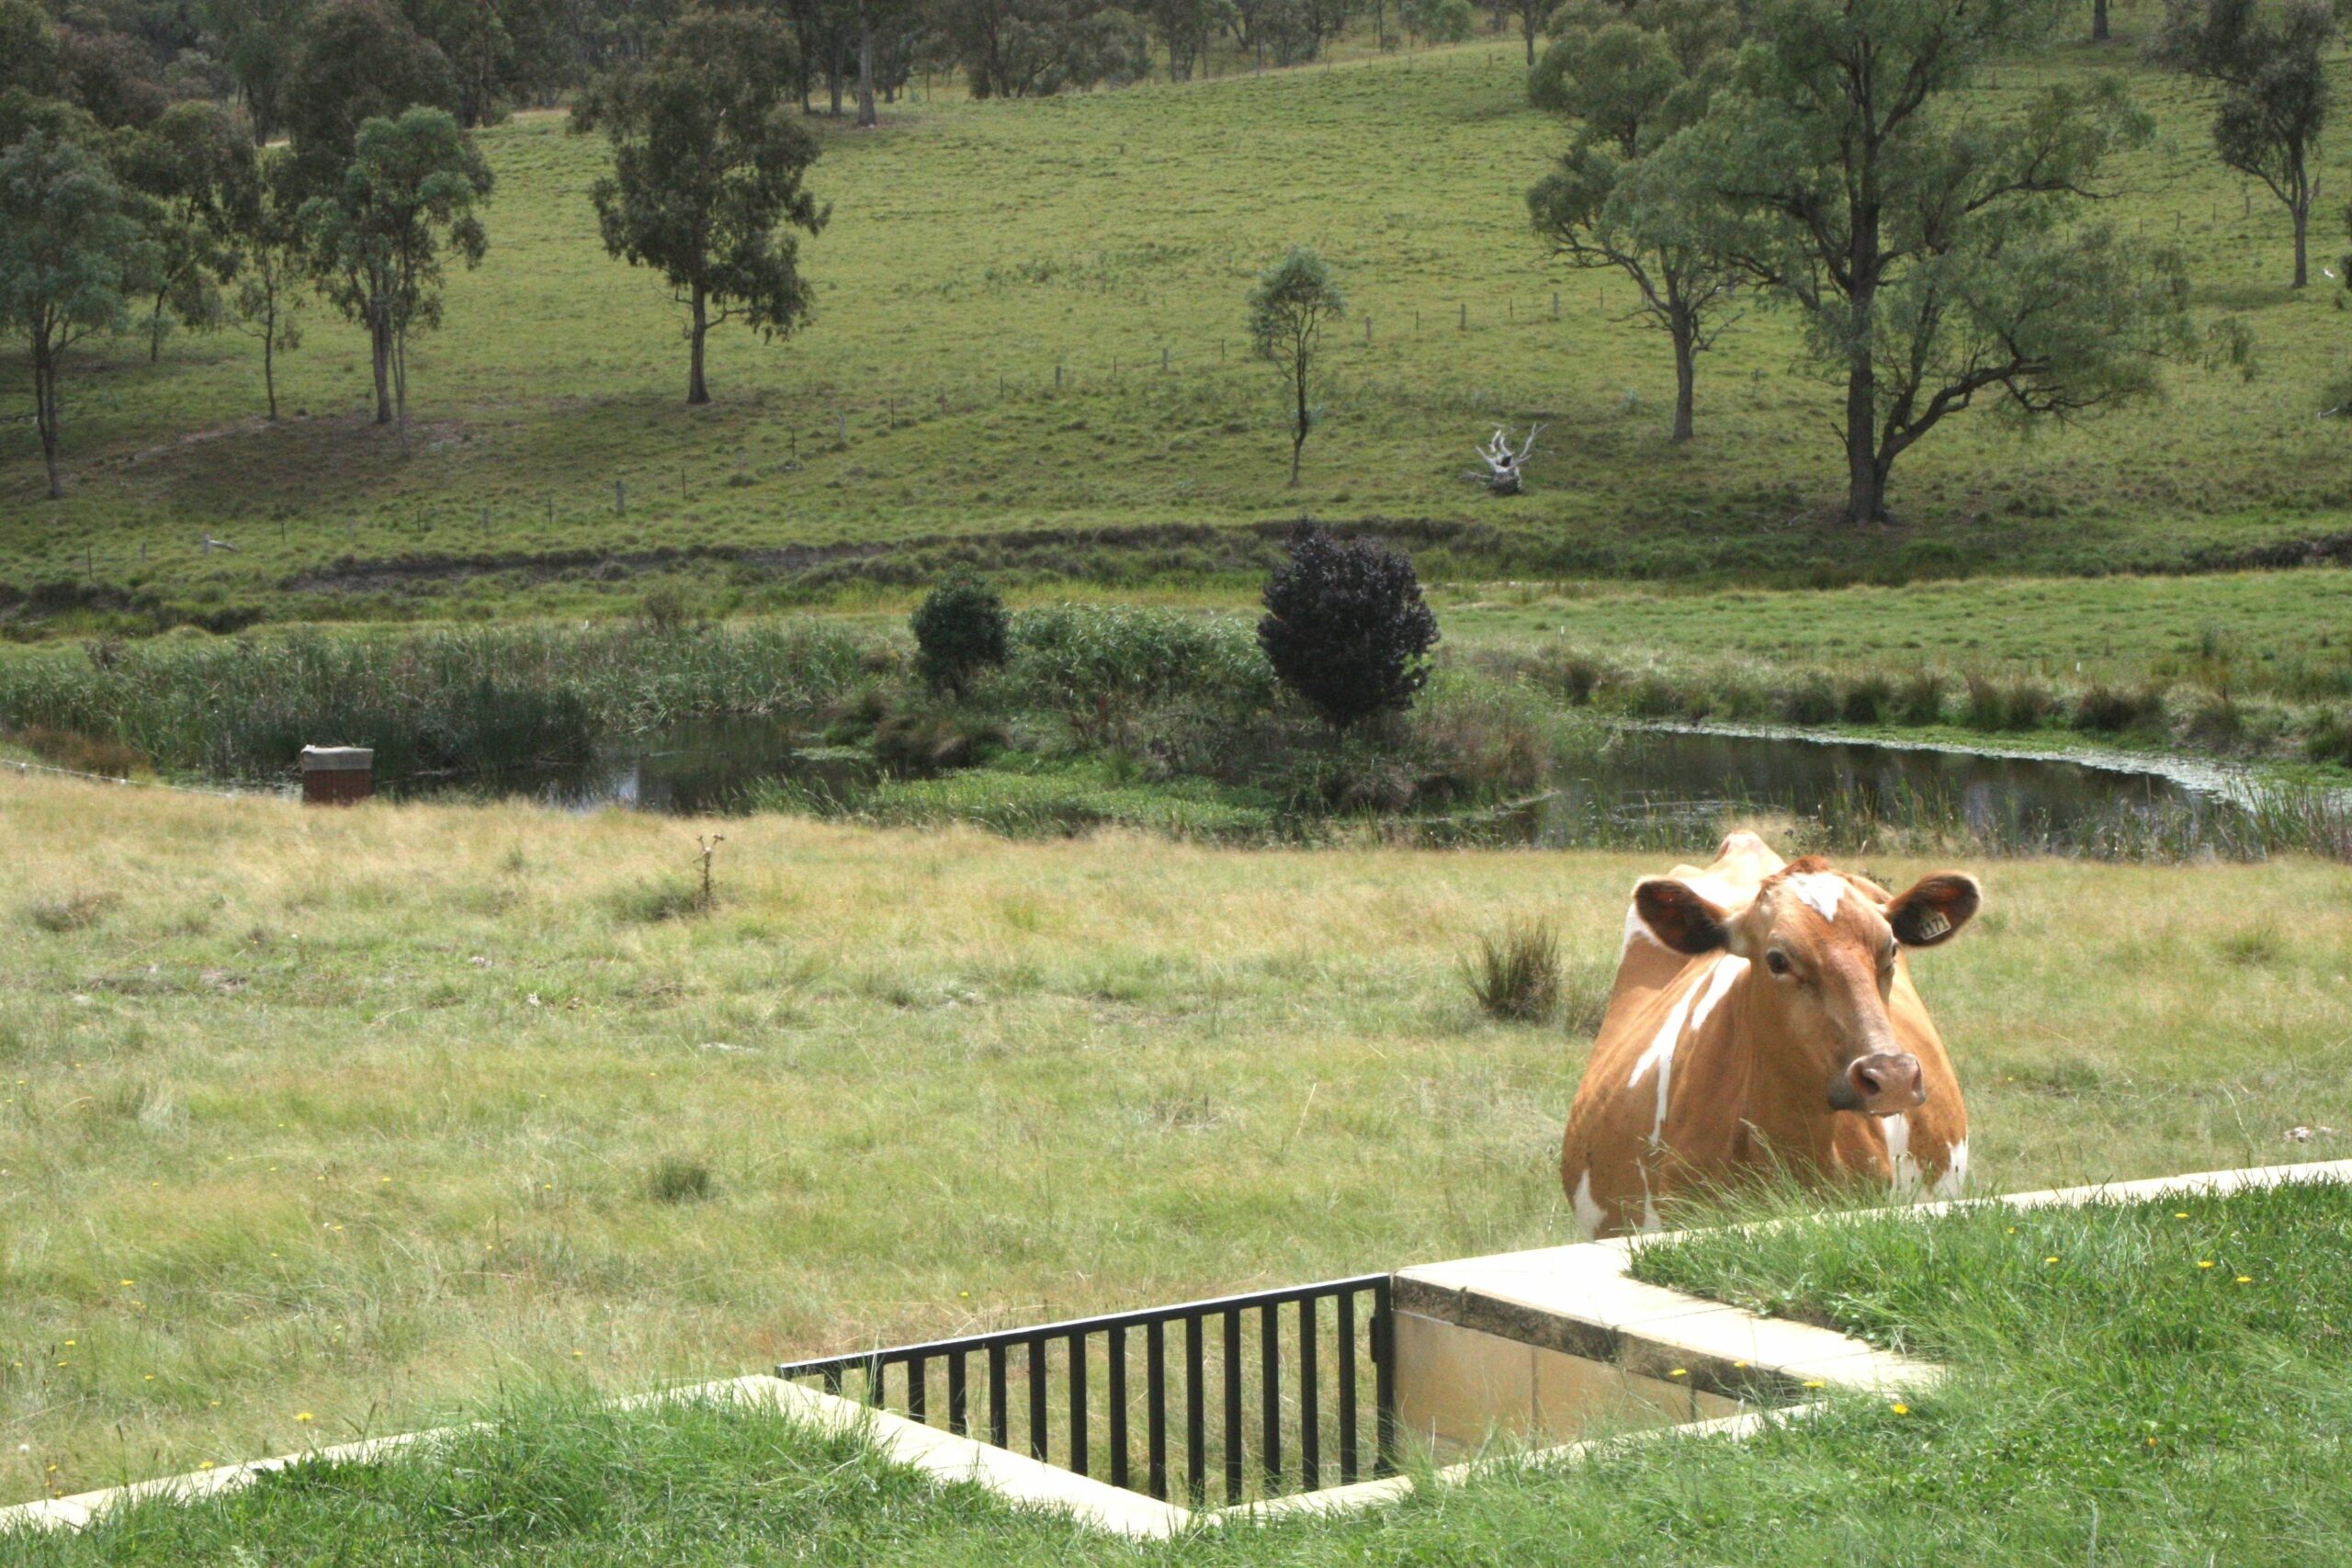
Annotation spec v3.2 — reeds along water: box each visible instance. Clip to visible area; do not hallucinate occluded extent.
[0,624,872,785]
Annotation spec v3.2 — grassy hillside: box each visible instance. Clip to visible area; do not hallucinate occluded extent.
[6,16,2352,627]
[4,770,2350,1502]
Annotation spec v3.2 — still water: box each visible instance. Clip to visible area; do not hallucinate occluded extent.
[428,716,2215,842]
[1498,727,2208,845]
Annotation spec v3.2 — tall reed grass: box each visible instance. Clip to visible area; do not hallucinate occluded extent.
[0,624,869,784]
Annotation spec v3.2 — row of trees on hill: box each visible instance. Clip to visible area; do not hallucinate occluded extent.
[3,0,846,491]
[0,0,1547,148]
[3,0,501,496]
[1522,0,2297,526]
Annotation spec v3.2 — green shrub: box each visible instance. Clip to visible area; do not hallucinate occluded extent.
[1257,524,1440,728]
[1625,671,1689,718]
[873,707,1006,778]
[2074,682,2167,734]
[1962,673,2007,729]
[1839,674,1894,725]
[1009,604,1272,711]
[2185,695,2245,748]
[2303,707,2352,766]
[910,573,1010,695]
[1894,670,1945,726]
[1998,680,2056,730]
[1780,674,1839,727]
[1463,919,1560,1022]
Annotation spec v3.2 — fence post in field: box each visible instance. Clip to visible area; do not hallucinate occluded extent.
[1458,302,1466,330]
[837,411,848,444]
[1162,347,1170,373]
[1057,364,1065,389]
[1553,291,1559,319]
[1364,317,1372,344]
[615,479,626,516]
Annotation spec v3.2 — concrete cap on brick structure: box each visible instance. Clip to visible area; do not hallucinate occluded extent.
[300,747,374,772]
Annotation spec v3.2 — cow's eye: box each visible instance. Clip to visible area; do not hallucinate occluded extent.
[1882,937,1899,966]
[1765,950,1792,976]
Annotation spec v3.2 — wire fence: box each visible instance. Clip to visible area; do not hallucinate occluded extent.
[2,756,270,800]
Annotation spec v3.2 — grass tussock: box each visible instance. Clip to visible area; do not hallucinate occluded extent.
[1463,919,1562,1023]
[26,889,117,932]
[645,1156,715,1205]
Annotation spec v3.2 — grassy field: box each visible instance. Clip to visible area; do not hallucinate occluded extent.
[4,769,2350,1507]
[17,1183,2352,1562]
[7,10,2352,628]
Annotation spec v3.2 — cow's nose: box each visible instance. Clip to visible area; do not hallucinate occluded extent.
[1846,1052,1926,1111]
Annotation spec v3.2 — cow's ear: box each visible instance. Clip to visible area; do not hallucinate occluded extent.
[1887,874,1980,947]
[1634,878,1732,955]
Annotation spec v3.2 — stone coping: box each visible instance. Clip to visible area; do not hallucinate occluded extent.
[8,1158,2349,1540]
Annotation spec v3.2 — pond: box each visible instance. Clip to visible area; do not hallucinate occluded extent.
[1493,725,2217,848]
[398,717,875,817]
[415,715,2226,852]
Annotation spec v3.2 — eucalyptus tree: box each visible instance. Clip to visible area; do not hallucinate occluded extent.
[1528,0,1738,442]
[300,106,492,451]
[1672,0,2211,525]
[1247,247,1345,485]
[2151,0,2333,288]
[573,7,828,405]
[120,100,254,361]
[1,130,155,499]
[224,149,306,419]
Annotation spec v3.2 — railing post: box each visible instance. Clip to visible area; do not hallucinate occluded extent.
[1373,1276,1396,1476]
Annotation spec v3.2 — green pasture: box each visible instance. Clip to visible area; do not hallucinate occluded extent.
[7,16,2352,627]
[3,769,2349,1509]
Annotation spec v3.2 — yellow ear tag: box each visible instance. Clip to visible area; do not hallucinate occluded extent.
[1914,908,1951,941]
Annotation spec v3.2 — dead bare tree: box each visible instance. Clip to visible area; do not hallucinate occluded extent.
[1462,423,1544,494]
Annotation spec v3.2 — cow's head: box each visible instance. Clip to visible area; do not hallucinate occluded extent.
[1631,857,1979,1116]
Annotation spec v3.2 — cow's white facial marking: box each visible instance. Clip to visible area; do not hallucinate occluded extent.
[1932,1139,1969,1198]
[1691,954,1747,1029]
[1572,1169,1607,1238]
[1787,873,1845,924]
[1879,1113,1921,1195]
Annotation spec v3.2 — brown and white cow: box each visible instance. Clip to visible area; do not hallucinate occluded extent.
[1560,832,1979,1237]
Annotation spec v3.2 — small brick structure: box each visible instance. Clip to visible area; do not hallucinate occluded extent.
[300,746,375,807]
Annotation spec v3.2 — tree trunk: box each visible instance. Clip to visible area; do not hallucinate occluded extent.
[687,288,711,405]
[857,3,877,126]
[150,294,167,363]
[1523,15,1535,64]
[370,308,393,424]
[1845,173,1883,524]
[392,322,409,456]
[1671,324,1695,444]
[2292,196,2310,288]
[2091,0,2108,39]
[1298,359,1317,481]
[34,342,63,501]
[263,318,278,421]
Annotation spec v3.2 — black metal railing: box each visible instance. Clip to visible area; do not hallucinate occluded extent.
[775,1275,1394,1505]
